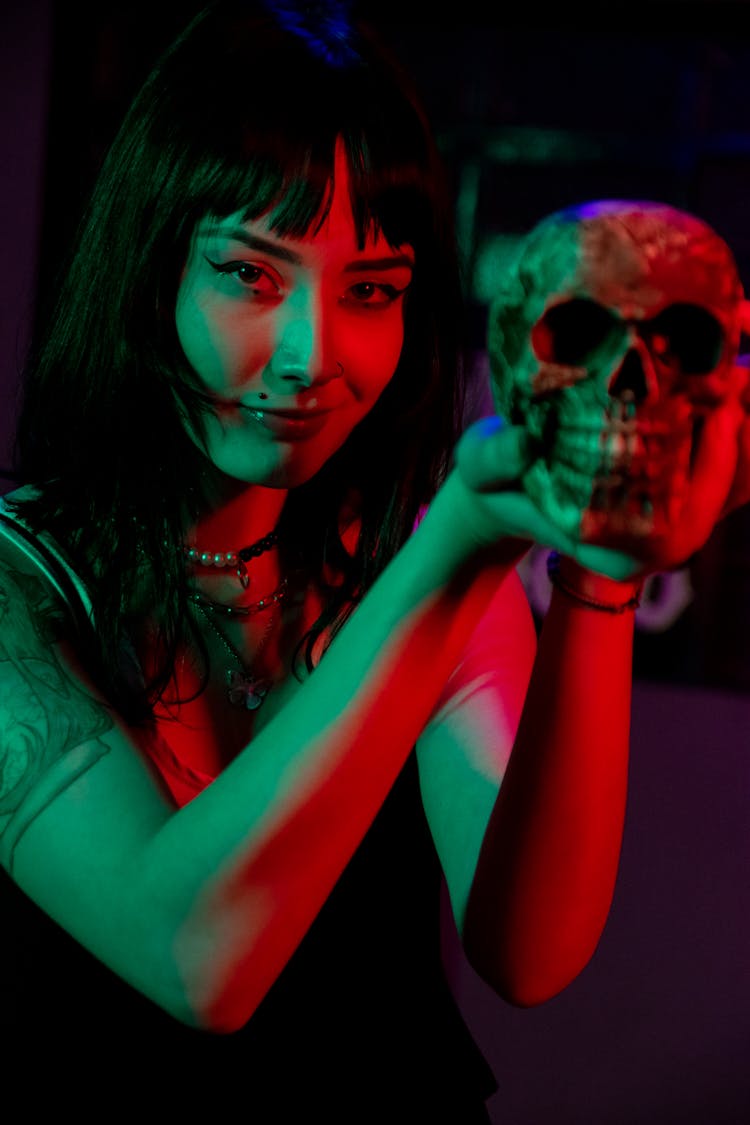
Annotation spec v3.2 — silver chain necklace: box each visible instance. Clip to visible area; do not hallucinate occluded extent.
[192,598,279,710]
[188,577,288,618]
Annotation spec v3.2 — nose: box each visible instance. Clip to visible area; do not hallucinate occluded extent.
[268,291,336,390]
[608,331,659,405]
[274,319,316,385]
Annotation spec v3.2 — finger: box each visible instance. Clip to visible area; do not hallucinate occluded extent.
[623,390,745,572]
[720,361,750,517]
[722,416,750,516]
[674,392,745,556]
[455,415,535,493]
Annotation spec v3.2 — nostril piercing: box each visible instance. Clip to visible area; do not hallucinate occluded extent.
[336,362,344,376]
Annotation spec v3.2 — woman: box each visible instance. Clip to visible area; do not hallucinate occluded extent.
[1,1,743,1118]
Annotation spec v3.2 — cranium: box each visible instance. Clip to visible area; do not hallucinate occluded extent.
[487,199,748,559]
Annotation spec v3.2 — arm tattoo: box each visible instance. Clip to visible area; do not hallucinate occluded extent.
[0,562,113,839]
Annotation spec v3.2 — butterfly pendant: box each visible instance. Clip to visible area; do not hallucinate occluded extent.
[226,669,271,710]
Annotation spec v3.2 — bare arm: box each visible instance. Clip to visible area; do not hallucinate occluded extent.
[463,573,634,1007]
[0,420,653,1031]
[0,499,523,1033]
[415,475,636,1007]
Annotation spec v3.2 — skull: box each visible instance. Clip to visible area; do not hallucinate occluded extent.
[487,199,747,559]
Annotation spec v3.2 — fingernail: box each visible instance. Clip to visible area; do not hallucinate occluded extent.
[475,415,504,437]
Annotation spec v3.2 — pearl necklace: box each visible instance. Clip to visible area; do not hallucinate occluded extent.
[183,530,279,589]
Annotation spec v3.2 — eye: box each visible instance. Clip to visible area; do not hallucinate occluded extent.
[342,281,409,308]
[646,303,724,375]
[532,298,622,365]
[204,256,282,298]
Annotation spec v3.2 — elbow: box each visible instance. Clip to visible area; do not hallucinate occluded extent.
[187,992,258,1034]
[462,920,599,1009]
[167,949,267,1035]
[157,988,251,1035]
[129,979,238,1035]
[118,875,264,1034]
[181,1008,249,1035]
[124,948,254,1035]
[468,955,582,1009]
[159,979,256,1036]
[465,944,588,1008]
[462,888,606,1008]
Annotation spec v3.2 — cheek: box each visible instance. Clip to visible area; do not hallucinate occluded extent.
[175,292,268,391]
[339,314,405,398]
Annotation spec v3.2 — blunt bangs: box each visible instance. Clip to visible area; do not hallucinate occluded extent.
[177,131,436,256]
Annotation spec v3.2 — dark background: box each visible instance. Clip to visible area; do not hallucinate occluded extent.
[2,3,750,1121]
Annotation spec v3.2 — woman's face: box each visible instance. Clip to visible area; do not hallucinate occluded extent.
[175,148,414,488]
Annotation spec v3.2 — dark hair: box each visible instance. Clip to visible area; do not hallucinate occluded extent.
[12,0,468,720]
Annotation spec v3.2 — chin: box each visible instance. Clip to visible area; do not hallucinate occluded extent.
[214,450,331,491]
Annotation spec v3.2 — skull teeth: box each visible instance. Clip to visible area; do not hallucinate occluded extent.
[550,419,691,511]
[599,428,640,475]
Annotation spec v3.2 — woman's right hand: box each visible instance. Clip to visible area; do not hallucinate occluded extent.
[453,391,750,583]
[450,415,643,581]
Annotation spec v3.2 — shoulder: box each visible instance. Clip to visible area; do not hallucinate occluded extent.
[0,545,113,853]
[0,529,69,640]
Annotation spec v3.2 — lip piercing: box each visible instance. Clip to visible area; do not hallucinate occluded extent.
[258,392,268,400]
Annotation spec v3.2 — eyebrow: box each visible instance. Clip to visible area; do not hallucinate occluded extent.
[204,228,303,264]
[203,225,414,272]
[342,256,414,274]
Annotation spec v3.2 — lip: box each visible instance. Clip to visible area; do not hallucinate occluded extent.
[238,404,333,438]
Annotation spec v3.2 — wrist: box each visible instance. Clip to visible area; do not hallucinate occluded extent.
[421,469,531,572]
[547,551,643,613]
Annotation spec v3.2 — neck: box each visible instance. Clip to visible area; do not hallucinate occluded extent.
[185,480,288,552]
[184,481,289,612]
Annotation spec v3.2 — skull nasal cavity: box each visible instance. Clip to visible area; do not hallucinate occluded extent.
[608,349,649,404]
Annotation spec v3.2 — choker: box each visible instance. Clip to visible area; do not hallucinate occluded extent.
[183,530,279,588]
[188,577,288,618]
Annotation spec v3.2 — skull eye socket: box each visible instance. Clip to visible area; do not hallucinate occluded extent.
[645,303,725,375]
[532,298,621,365]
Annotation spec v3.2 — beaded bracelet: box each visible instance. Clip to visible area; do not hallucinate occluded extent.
[546,551,643,614]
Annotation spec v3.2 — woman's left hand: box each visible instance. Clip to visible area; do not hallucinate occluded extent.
[719,359,750,520]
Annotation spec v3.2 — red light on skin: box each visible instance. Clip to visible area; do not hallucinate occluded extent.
[237,404,333,439]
